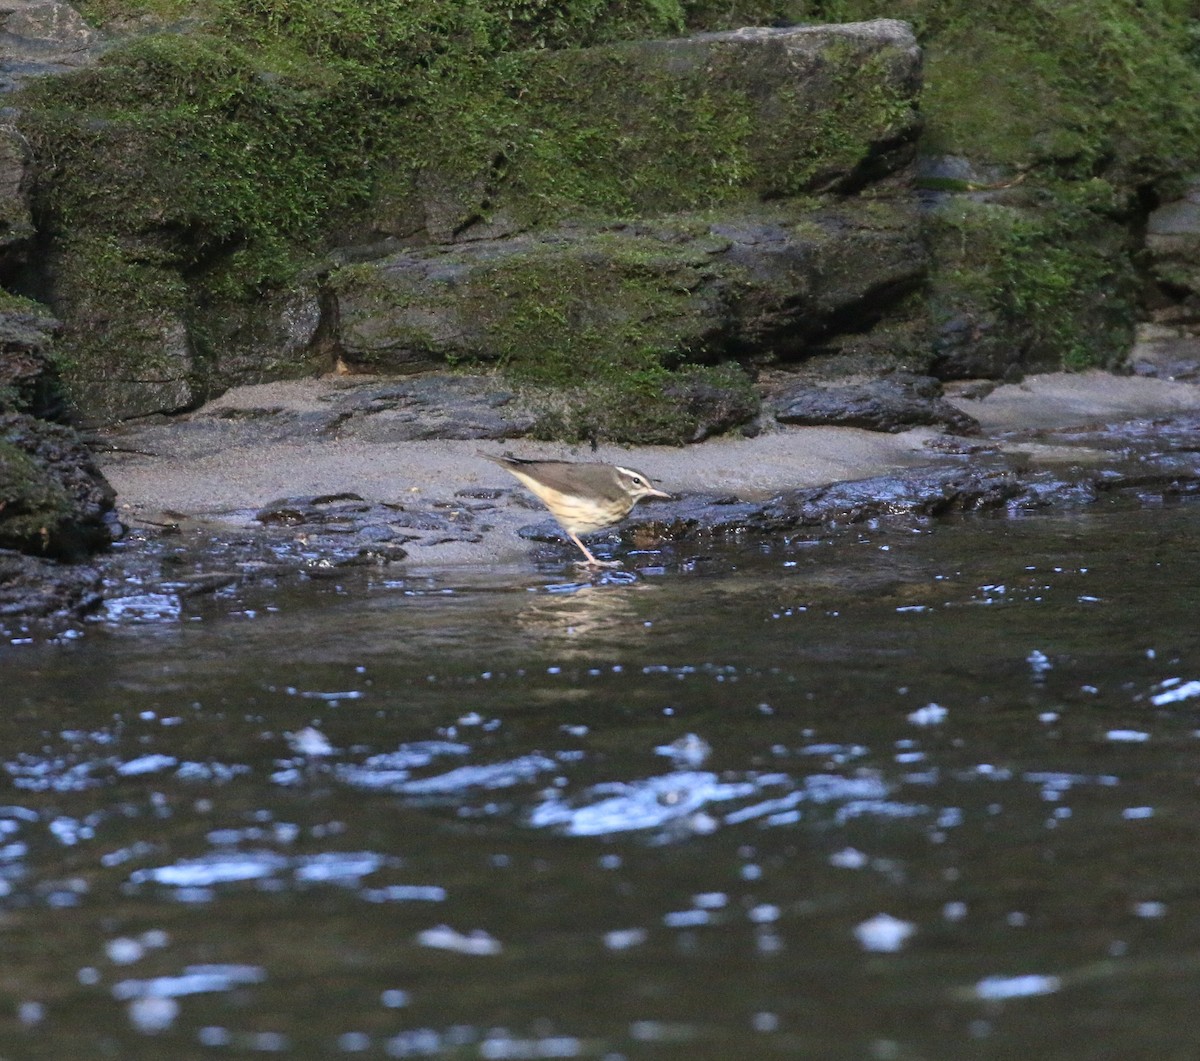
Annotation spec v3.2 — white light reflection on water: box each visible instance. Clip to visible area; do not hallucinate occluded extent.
[100,593,182,624]
[529,768,921,837]
[529,770,755,836]
[973,974,1063,1000]
[127,850,418,895]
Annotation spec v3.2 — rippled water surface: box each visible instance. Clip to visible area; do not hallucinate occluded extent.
[4,497,1200,1058]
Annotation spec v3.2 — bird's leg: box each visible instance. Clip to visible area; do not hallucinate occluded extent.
[570,532,622,569]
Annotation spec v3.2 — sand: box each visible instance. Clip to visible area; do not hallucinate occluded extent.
[95,371,1200,564]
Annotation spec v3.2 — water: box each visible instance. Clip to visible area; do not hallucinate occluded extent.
[3,496,1200,1058]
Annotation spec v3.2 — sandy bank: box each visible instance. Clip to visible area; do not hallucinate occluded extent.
[94,371,1200,564]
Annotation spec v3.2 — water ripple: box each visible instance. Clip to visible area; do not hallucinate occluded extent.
[333,750,559,796]
[529,771,754,836]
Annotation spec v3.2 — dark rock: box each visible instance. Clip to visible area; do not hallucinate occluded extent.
[331,200,926,383]
[255,493,369,525]
[251,491,482,560]
[661,367,761,442]
[629,412,1200,547]
[0,301,60,412]
[0,411,114,556]
[770,372,980,434]
[167,571,242,598]
[1126,324,1200,381]
[930,313,1024,381]
[636,466,1056,544]
[922,434,998,455]
[337,543,410,566]
[759,465,1024,527]
[0,548,101,632]
[945,380,998,401]
[335,375,537,442]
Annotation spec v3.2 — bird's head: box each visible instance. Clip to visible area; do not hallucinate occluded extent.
[614,466,672,503]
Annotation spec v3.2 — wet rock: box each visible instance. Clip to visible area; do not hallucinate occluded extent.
[631,412,1200,547]
[252,492,481,559]
[922,434,999,455]
[755,465,1025,528]
[165,571,242,598]
[255,493,373,526]
[638,465,1098,544]
[0,411,115,556]
[770,373,981,434]
[0,548,101,632]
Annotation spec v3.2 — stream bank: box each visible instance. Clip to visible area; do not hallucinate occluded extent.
[6,369,1178,640]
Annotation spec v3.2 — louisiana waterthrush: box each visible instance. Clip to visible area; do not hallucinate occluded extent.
[480,452,671,567]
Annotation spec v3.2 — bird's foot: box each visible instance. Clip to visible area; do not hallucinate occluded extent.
[574,558,623,570]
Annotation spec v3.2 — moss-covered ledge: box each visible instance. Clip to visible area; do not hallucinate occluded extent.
[329,194,925,442]
[4,0,1200,438]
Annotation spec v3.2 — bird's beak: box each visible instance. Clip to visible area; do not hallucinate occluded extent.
[646,486,673,501]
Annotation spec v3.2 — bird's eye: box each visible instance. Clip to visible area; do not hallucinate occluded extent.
[631,476,646,487]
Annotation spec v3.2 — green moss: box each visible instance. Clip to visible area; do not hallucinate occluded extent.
[329,219,764,441]
[0,440,72,551]
[501,49,757,218]
[927,187,1137,370]
[51,235,190,381]
[15,0,708,417]
[744,0,1200,182]
[15,0,1200,429]
[526,361,759,444]
[21,33,363,288]
[485,238,723,380]
[75,0,205,23]
[0,289,53,318]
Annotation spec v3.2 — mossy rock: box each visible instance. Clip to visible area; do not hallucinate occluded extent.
[526,362,761,445]
[11,0,1200,432]
[0,440,72,552]
[926,186,1138,377]
[329,196,925,421]
[0,412,115,556]
[0,297,61,414]
[48,236,195,423]
[375,21,922,239]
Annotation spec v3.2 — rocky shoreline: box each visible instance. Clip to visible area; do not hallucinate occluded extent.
[0,371,1174,636]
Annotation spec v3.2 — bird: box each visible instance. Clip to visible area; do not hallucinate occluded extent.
[480,452,671,567]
